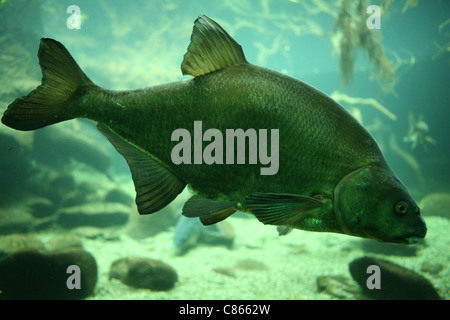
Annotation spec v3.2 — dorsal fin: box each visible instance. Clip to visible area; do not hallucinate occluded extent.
[181,15,248,77]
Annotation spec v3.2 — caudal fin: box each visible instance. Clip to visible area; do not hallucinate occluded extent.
[1,38,94,131]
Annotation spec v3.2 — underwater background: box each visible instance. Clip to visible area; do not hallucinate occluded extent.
[0,0,448,300]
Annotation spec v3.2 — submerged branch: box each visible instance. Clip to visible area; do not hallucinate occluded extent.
[389,133,424,184]
[333,0,397,93]
[331,91,397,121]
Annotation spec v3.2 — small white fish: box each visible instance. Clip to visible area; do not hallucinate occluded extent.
[403,112,436,151]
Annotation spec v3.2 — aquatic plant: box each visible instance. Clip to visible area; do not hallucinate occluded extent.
[432,18,450,62]
[401,0,419,13]
[333,0,397,94]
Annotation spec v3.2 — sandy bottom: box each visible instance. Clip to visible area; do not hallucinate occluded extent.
[38,212,449,300]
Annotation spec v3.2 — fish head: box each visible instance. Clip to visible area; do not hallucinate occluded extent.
[334,165,427,244]
[415,121,429,135]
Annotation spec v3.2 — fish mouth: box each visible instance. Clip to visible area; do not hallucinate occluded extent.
[400,227,427,244]
[402,217,428,244]
[404,236,425,244]
[385,235,425,245]
[372,227,427,244]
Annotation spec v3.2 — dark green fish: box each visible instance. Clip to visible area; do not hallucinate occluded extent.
[1,15,426,244]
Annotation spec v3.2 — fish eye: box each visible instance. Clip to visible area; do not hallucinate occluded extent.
[395,201,408,215]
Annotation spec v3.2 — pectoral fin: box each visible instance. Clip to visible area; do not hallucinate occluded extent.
[97,123,185,214]
[182,195,237,225]
[245,192,323,227]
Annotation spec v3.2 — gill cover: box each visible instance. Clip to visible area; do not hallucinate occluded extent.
[334,167,371,238]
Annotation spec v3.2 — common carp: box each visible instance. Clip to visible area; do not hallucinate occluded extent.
[1,15,427,244]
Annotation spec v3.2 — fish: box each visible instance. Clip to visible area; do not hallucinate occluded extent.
[403,112,436,151]
[1,15,427,244]
[172,215,229,255]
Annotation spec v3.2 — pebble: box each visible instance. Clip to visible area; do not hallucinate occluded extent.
[0,248,97,299]
[0,206,34,234]
[316,275,360,299]
[349,256,441,300]
[109,256,178,291]
[419,193,450,219]
[0,233,46,259]
[57,202,130,228]
[420,262,444,275]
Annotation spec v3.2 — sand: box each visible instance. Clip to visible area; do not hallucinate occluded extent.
[35,212,449,300]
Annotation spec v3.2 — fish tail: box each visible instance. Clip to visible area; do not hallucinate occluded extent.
[2,38,94,131]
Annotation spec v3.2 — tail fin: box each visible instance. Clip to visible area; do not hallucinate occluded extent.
[1,38,94,131]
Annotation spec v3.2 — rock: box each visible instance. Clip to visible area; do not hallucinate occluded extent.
[234,259,268,271]
[33,123,111,174]
[200,221,235,248]
[316,275,361,299]
[72,226,121,241]
[127,190,191,239]
[421,262,444,275]
[32,216,58,231]
[127,189,192,239]
[27,197,56,218]
[60,189,89,208]
[57,202,130,228]
[25,170,77,205]
[211,259,269,279]
[59,181,99,208]
[172,216,235,256]
[0,233,46,259]
[127,203,179,239]
[73,226,108,239]
[212,267,236,278]
[46,234,83,252]
[104,188,134,206]
[0,126,34,206]
[0,206,34,234]
[0,248,97,299]
[48,173,77,197]
[0,126,33,156]
[419,193,450,219]
[109,257,177,291]
[349,256,441,300]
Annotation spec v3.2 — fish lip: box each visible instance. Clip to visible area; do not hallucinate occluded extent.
[384,236,424,245]
[405,236,425,244]
[402,220,427,244]
[396,229,427,244]
[364,228,426,244]
[373,229,427,244]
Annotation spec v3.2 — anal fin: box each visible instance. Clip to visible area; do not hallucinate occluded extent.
[97,123,185,214]
[182,195,237,225]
